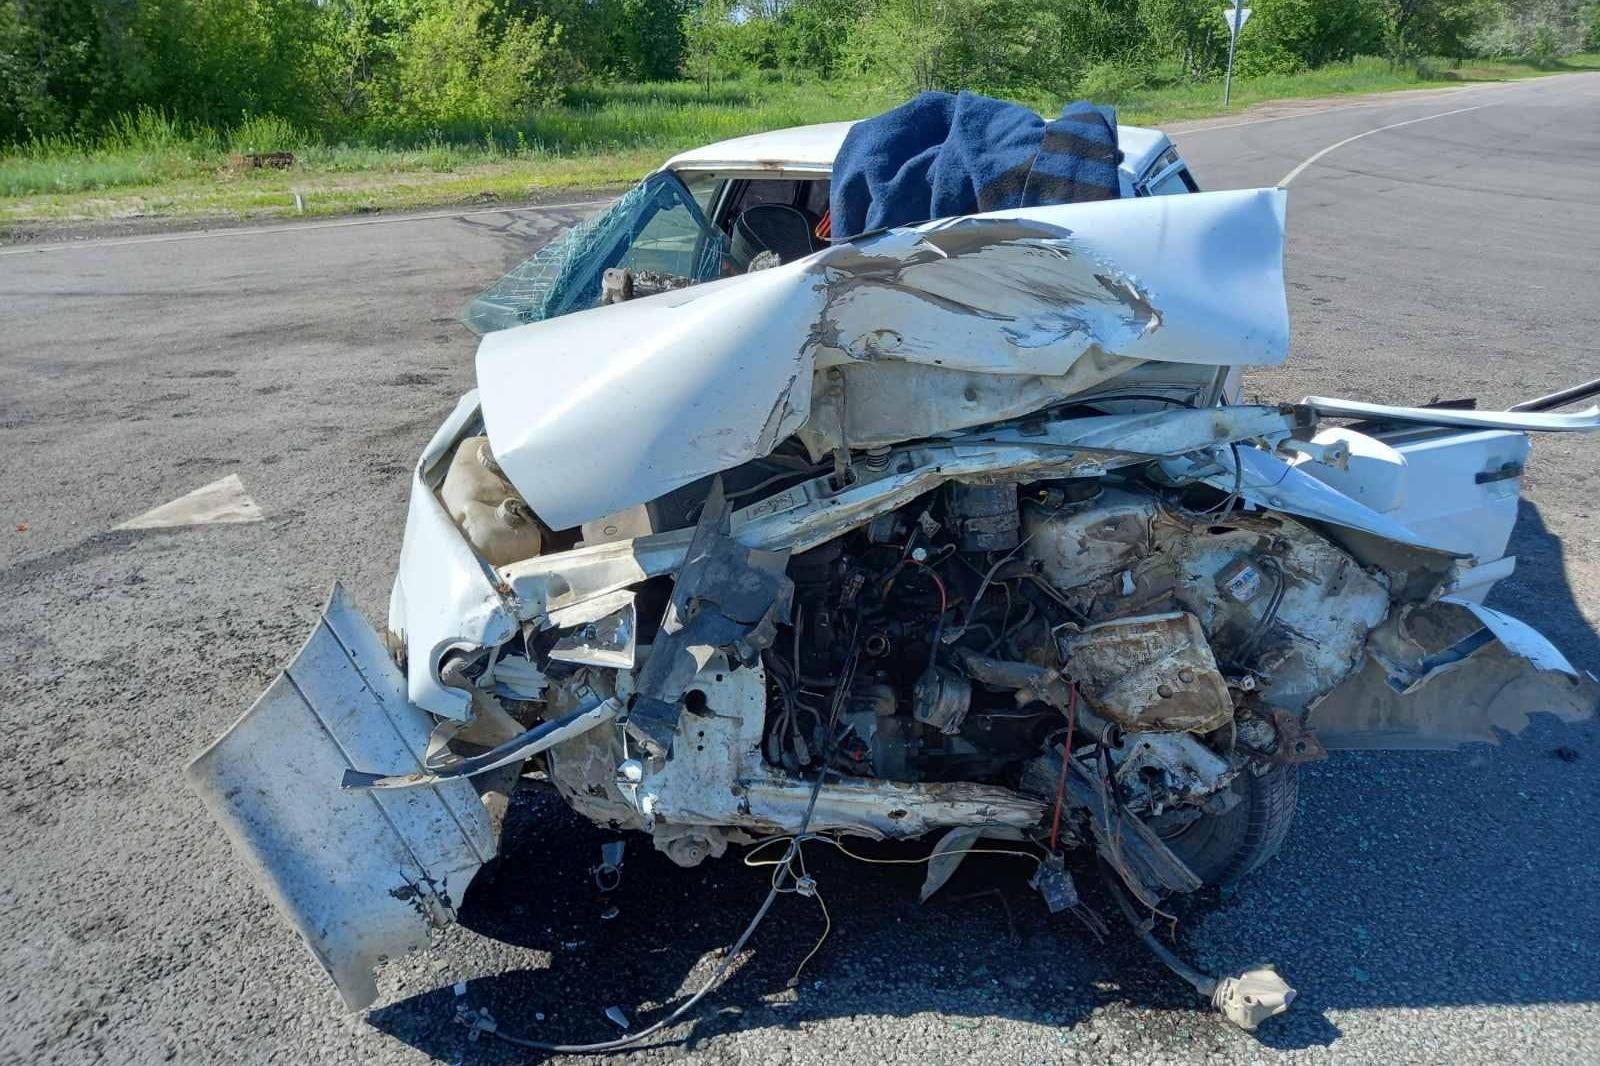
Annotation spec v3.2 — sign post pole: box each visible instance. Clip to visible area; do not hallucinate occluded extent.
[1222,3,1251,107]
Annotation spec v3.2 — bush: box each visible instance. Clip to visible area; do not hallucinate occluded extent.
[228,114,310,155]
[1076,60,1154,101]
[379,0,573,126]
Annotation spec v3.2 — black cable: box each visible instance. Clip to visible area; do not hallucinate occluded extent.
[468,622,862,1055]
[1102,870,1217,996]
[1083,392,1198,410]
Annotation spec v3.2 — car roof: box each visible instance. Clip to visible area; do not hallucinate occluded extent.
[662,120,1173,180]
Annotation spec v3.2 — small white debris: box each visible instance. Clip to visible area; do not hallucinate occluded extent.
[453,981,467,997]
[604,1005,631,1030]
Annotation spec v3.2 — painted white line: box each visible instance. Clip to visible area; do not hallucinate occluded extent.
[0,197,614,257]
[1178,100,1394,135]
[116,473,263,530]
[1278,105,1484,185]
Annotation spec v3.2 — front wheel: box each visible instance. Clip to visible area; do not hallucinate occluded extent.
[1159,764,1299,886]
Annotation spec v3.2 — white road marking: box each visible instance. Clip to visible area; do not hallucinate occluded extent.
[1277,105,1484,185]
[116,473,264,530]
[1179,99,1401,135]
[0,198,613,257]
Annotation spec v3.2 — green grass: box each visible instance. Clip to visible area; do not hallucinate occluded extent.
[2,55,1596,229]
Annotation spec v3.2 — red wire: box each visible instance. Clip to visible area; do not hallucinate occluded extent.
[1048,683,1078,852]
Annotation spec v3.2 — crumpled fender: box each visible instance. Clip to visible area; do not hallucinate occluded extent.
[1309,596,1597,749]
[187,584,495,1009]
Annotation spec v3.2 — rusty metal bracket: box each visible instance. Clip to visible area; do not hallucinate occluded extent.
[1268,707,1327,764]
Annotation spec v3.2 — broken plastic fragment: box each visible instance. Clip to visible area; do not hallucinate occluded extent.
[592,840,625,892]
[1212,965,1296,1030]
[1030,853,1080,913]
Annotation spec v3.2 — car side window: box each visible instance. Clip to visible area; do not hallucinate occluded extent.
[681,173,725,216]
[1146,167,1198,196]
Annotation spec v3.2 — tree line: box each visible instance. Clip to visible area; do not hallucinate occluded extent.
[3,0,1596,145]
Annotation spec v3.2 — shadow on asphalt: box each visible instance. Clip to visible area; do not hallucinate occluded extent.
[370,502,1598,1063]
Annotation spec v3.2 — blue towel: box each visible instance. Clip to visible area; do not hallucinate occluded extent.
[829,91,1121,242]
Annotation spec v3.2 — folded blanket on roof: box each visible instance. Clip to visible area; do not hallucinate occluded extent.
[828,90,1122,242]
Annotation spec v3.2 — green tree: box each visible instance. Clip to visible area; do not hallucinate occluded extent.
[1137,0,1229,76]
[1470,0,1590,58]
[0,0,152,139]
[771,0,861,76]
[1234,0,1386,74]
[843,0,1080,96]
[378,0,570,124]
[1381,0,1492,58]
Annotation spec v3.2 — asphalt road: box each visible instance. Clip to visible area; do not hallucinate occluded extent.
[3,72,1599,1066]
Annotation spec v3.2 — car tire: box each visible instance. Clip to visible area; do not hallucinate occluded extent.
[1161,764,1299,886]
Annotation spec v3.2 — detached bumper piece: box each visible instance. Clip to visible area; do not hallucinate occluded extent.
[187,583,496,1010]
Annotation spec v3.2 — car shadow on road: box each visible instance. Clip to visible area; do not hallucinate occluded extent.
[369,501,1598,1063]
[1188,498,1600,1047]
[370,788,1346,1063]
[1493,499,1600,672]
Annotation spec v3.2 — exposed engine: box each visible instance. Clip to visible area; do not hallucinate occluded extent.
[525,459,1393,882]
[755,474,1388,818]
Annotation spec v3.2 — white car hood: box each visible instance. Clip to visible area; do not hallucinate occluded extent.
[477,188,1290,531]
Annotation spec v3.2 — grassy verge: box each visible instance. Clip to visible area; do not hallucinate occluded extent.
[2,54,1596,231]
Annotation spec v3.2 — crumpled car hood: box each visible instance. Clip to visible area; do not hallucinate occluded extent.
[477,188,1289,531]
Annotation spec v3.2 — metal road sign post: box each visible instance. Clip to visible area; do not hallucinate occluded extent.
[1222,3,1252,107]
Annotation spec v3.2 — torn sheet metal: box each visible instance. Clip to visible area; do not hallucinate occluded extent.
[498,404,1305,628]
[1301,395,1600,433]
[1310,597,1597,749]
[1177,442,1463,554]
[342,694,622,790]
[478,189,1288,530]
[1444,596,1582,672]
[627,482,793,752]
[187,584,495,1010]
[549,599,638,669]
[1043,751,1203,900]
[1111,732,1235,809]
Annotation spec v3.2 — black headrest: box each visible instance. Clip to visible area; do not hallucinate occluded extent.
[730,204,819,269]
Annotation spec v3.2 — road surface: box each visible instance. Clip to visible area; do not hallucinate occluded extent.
[2,71,1598,1066]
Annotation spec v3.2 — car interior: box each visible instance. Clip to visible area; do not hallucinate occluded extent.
[713,178,832,267]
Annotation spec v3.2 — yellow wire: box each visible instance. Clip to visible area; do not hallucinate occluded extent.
[742,832,1045,985]
[790,881,831,985]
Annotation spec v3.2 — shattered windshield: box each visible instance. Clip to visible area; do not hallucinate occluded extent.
[462,171,729,334]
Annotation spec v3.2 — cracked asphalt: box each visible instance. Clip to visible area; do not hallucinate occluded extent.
[2,71,1598,1065]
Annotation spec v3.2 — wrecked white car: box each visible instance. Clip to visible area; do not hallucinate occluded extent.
[189,121,1599,1035]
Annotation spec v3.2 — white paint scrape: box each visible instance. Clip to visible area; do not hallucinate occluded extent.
[117,473,264,530]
